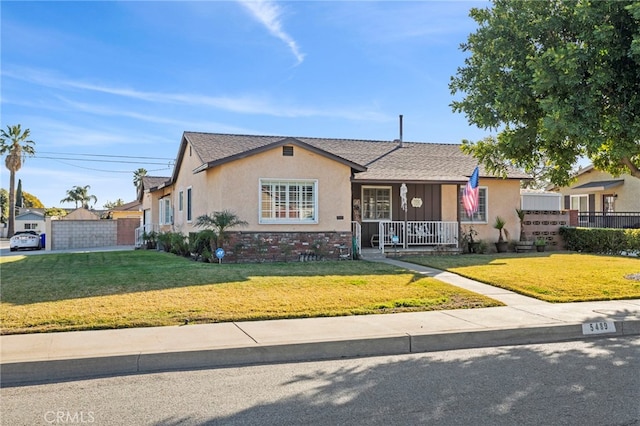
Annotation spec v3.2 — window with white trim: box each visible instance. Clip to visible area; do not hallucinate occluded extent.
[260,179,317,223]
[178,190,184,212]
[570,195,588,212]
[159,198,172,225]
[459,186,488,222]
[362,187,391,221]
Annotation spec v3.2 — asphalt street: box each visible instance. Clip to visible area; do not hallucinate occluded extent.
[2,337,639,426]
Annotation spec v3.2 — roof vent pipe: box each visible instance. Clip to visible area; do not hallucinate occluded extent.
[399,114,403,148]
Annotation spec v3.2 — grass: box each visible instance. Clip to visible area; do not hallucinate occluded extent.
[402,252,640,303]
[0,251,501,334]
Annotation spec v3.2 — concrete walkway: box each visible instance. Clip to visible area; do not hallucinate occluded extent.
[1,257,639,386]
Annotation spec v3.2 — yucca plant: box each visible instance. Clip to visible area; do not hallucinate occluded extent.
[493,216,509,242]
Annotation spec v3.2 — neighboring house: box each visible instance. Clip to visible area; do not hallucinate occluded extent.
[15,210,45,234]
[106,200,142,221]
[63,208,101,220]
[138,132,529,258]
[139,176,172,235]
[550,165,640,228]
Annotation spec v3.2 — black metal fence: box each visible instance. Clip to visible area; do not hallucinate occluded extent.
[577,212,640,229]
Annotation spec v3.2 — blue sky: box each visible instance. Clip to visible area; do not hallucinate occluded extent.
[1,0,491,208]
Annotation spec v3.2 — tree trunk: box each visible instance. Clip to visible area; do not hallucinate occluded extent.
[7,169,15,237]
[621,157,640,179]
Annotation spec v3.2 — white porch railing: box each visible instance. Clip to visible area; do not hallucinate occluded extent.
[378,221,458,254]
[135,223,159,248]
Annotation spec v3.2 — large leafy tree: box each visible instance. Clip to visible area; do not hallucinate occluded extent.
[22,191,44,208]
[0,125,35,237]
[45,207,68,217]
[103,199,125,209]
[450,0,640,185]
[60,185,98,209]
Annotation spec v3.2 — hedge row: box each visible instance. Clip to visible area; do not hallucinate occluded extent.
[559,227,640,254]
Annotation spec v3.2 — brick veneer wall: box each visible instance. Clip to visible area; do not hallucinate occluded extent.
[219,231,353,263]
[522,210,570,250]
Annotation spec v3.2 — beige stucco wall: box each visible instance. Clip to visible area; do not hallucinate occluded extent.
[460,178,522,243]
[171,143,207,233]
[170,143,353,235]
[141,186,172,232]
[557,169,640,212]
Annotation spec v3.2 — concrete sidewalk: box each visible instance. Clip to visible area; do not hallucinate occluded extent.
[1,258,639,386]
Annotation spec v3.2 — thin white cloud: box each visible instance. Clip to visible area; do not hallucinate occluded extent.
[237,0,305,65]
[2,67,388,122]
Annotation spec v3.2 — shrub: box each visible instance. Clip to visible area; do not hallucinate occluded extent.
[560,227,640,254]
[157,232,173,252]
[169,232,190,257]
[626,229,640,252]
[201,247,212,263]
[189,230,215,260]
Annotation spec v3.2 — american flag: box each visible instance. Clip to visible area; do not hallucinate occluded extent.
[462,166,480,218]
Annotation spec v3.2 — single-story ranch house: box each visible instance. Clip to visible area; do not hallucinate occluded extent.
[138,132,529,260]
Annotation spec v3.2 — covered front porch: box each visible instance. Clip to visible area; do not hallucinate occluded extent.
[371,220,459,254]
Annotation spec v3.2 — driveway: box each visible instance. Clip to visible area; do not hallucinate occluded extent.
[0,239,134,257]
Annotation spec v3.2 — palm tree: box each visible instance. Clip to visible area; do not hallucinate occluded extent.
[0,125,35,237]
[133,168,147,192]
[61,185,98,209]
[61,187,81,208]
[195,210,248,250]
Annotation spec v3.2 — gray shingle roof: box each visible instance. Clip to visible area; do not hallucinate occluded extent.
[142,176,171,191]
[110,200,141,211]
[181,132,529,183]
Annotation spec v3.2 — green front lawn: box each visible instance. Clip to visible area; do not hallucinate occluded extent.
[0,251,501,334]
[402,252,640,302]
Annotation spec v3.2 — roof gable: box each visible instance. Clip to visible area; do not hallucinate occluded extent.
[138,176,171,200]
[189,134,367,174]
[16,211,45,220]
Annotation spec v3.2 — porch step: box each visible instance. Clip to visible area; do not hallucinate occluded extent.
[359,248,387,261]
[359,247,462,261]
[386,247,463,257]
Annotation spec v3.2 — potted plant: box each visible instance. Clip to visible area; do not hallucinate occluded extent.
[515,208,533,252]
[493,216,510,253]
[461,225,480,253]
[142,230,157,250]
[535,237,547,252]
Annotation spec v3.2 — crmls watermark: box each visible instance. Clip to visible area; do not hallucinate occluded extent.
[44,411,95,424]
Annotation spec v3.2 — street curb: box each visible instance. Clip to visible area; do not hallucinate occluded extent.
[2,320,638,387]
